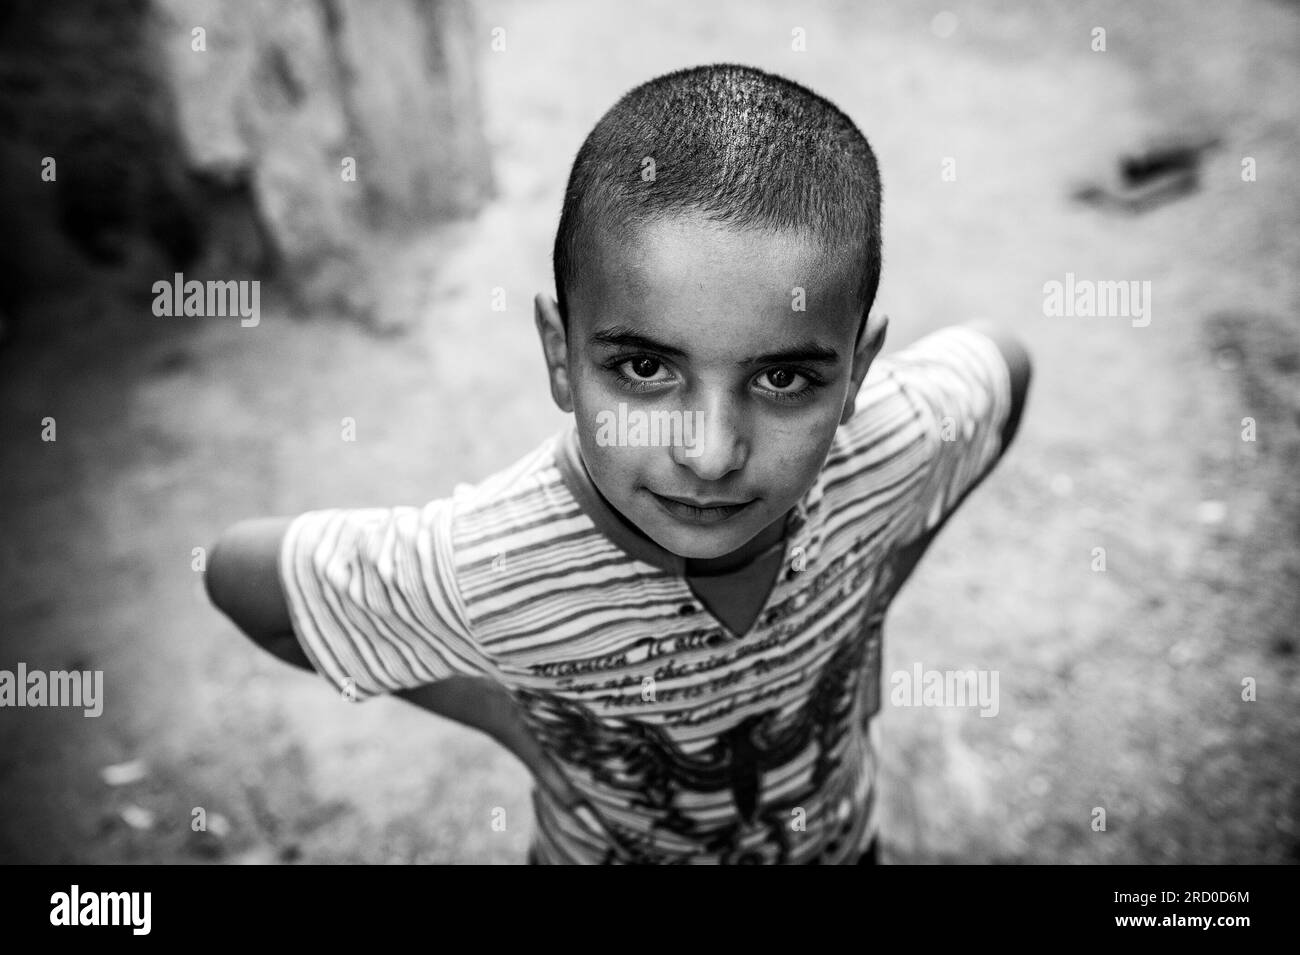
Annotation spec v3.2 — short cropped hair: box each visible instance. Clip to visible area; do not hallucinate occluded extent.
[552,63,883,334]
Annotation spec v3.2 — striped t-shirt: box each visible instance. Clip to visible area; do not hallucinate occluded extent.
[279,326,1012,864]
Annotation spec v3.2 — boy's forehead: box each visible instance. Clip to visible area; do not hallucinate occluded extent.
[573,215,861,349]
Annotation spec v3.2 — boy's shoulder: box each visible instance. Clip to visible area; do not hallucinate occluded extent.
[447,428,571,512]
[819,324,1014,549]
[442,427,630,621]
[829,324,998,454]
[445,427,583,551]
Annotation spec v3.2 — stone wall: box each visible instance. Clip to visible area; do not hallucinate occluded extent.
[0,0,494,327]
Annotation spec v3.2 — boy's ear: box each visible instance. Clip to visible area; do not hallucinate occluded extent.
[534,293,574,413]
[840,310,888,426]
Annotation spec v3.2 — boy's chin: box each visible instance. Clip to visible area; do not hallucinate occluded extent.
[640,516,759,561]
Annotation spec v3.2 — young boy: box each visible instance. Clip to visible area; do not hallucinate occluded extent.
[205,63,1030,865]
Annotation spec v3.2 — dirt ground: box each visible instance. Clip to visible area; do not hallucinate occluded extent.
[1,0,1297,864]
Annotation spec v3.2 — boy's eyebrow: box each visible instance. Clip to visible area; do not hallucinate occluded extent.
[589,326,841,366]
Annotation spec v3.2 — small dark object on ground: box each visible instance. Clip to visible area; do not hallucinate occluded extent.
[1072,135,1221,215]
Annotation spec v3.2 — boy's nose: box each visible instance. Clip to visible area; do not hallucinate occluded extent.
[671,393,747,481]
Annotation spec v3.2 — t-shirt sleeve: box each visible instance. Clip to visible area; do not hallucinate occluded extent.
[277,499,492,701]
[885,326,1013,539]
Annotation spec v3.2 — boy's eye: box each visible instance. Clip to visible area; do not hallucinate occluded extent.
[605,355,674,394]
[613,356,665,382]
[606,355,821,403]
[758,367,807,392]
[626,356,664,379]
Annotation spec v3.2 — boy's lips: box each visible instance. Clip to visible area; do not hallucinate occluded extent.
[648,490,755,525]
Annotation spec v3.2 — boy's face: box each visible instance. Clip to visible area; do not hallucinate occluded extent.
[536,213,887,564]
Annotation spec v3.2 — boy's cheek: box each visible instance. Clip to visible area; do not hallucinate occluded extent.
[577,438,645,500]
[569,375,626,431]
[762,419,838,475]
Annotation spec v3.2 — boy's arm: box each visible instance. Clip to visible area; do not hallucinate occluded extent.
[204,517,586,808]
[396,679,586,810]
[888,321,1032,590]
[205,518,510,710]
[204,517,309,668]
[964,320,1032,453]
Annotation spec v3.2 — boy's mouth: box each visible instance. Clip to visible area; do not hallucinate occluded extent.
[648,491,755,525]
